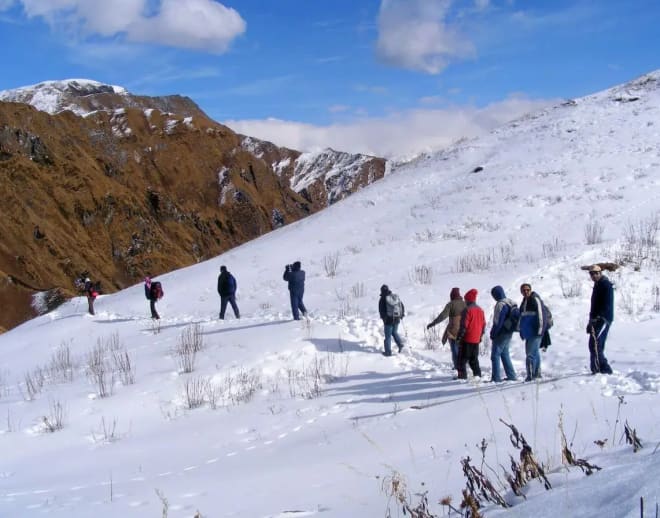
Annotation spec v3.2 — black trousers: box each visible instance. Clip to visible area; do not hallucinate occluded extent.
[150,299,160,319]
[457,342,481,379]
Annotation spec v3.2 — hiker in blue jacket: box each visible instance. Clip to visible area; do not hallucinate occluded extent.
[217,265,240,319]
[283,261,307,320]
[587,265,614,374]
[519,283,547,381]
[489,286,517,382]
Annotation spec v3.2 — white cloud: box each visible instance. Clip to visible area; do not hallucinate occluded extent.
[376,0,475,74]
[224,96,556,160]
[8,0,246,53]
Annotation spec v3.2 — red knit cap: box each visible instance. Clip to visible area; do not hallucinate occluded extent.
[464,289,478,303]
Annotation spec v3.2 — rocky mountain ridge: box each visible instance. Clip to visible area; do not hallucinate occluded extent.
[0,80,386,332]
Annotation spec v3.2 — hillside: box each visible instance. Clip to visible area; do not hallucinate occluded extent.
[0,80,386,332]
[0,70,659,517]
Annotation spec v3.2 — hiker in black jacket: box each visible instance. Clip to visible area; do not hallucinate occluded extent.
[587,265,614,374]
[217,265,240,319]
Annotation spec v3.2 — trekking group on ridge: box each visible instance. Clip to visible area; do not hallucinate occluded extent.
[79,259,613,380]
[417,262,614,382]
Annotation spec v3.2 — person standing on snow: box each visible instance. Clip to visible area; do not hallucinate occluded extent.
[587,265,614,374]
[489,286,517,382]
[283,261,307,320]
[84,277,97,315]
[144,276,163,320]
[519,283,546,381]
[378,284,405,356]
[455,289,486,379]
[426,287,466,372]
[217,265,240,320]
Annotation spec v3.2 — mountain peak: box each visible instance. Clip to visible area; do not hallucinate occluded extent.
[0,79,127,115]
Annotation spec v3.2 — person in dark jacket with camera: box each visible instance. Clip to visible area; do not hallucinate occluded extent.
[217,265,240,319]
[587,265,614,374]
[283,261,307,320]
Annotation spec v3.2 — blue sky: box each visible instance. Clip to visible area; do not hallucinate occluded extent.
[1,0,659,157]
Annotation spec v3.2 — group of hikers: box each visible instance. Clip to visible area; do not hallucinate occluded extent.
[77,260,309,324]
[78,260,614,380]
[382,263,614,382]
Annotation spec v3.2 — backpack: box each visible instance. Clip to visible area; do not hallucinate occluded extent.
[385,293,403,319]
[502,301,520,332]
[542,302,553,330]
[150,281,164,300]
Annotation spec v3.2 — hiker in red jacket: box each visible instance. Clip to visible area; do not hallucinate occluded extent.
[456,289,486,380]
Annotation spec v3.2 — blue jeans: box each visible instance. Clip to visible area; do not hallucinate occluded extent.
[289,291,307,320]
[220,295,240,319]
[491,334,516,381]
[449,339,459,370]
[383,321,403,355]
[588,320,612,374]
[524,335,542,380]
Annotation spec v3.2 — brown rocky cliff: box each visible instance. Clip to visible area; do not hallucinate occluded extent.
[240,136,387,207]
[0,101,313,331]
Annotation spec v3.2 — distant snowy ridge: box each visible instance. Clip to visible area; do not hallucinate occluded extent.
[0,79,127,116]
[240,136,388,206]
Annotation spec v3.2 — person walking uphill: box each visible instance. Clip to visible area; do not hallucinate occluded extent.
[217,265,240,319]
[519,283,547,381]
[283,261,307,320]
[489,286,518,382]
[144,276,164,320]
[426,287,466,371]
[84,277,98,315]
[455,289,486,379]
[379,285,405,356]
[587,265,614,374]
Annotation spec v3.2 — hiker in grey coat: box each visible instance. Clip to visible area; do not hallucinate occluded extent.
[426,287,466,371]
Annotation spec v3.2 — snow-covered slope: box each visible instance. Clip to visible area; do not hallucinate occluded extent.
[1,71,659,517]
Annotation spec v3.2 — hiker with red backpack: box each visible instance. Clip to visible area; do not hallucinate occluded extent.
[84,277,98,315]
[378,284,405,356]
[144,276,163,319]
